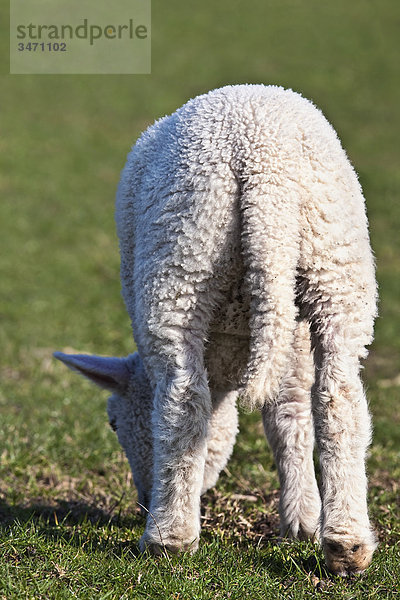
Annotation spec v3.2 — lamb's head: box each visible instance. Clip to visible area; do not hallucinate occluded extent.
[54,351,153,509]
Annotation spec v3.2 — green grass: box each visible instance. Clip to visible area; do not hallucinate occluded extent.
[1,0,400,597]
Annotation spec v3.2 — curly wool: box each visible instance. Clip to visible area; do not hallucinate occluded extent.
[116,84,376,408]
[115,84,377,572]
[56,84,378,575]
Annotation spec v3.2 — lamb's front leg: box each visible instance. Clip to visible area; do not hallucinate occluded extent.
[202,390,239,493]
[262,320,321,541]
[140,368,211,555]
[312,346,377,575]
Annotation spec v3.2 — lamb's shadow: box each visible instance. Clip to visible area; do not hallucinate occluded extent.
[0,498,328,580]
[0,498,144,558]
[265,548,331,583]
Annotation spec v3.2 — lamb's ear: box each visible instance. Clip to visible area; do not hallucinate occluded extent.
[53,352,130,393]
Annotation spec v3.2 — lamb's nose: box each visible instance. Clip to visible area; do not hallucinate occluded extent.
[342,565,364,578]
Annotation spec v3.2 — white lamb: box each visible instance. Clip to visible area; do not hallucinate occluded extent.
[55,84,378,576]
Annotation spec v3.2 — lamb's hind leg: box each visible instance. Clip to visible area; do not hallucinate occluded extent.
[139,347,211,556]
[296,147,378,574]
[262,319,321,541]
[312,332,377,575]
[304,259,378,574]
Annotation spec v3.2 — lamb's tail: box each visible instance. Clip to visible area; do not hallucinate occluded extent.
[239,174,300,409]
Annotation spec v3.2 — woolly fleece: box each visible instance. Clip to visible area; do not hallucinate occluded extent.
[56,84,378,576]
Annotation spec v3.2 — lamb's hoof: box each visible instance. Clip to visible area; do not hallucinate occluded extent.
[139,532,199,556]
[322,536,377,576]
[280,521,320,543]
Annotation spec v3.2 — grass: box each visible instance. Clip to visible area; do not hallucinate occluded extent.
[1,0,400,597]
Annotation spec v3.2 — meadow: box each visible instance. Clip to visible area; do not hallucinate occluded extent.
[1,0,399,597]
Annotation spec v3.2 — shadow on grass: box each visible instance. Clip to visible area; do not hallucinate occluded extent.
[2,497,381,589]
[0,498,144,558]
[2,498,379,591]
[0,497,317,580]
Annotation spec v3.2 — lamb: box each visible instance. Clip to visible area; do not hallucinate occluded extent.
[55,84,378,576]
